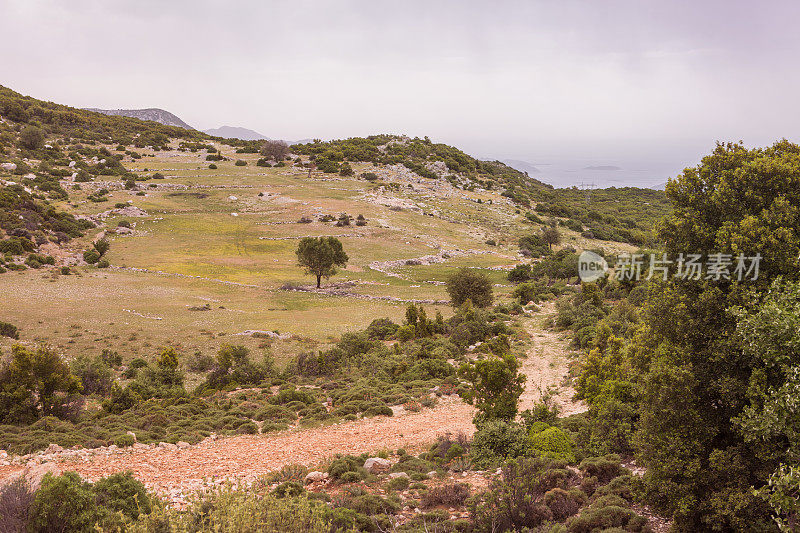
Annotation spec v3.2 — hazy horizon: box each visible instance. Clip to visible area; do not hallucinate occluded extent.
[3,0,799,188]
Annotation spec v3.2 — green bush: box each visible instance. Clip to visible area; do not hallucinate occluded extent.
[29,472,102,533]
[83,249,100,264]
[470,421,529,468]
[0,321,19,339]
[327,455,367,481]
[446,268,493,307]
[386,476,410,491]
[235,159,247,166]
[255,405,297,422]
[543,487,586,521]
[92,471,150,519]
[113,434,135,447]
[579,455,625,484]
[71,355,113,395]
[566,503,649,532]
[529,425,576,463]
[363,405,393,417]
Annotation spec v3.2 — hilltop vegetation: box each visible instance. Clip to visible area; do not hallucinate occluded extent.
[0,85,204,146]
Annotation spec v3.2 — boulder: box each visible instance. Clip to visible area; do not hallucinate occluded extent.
[176,441,190,449]
[388,472,409,479]
[364,457,392,474]
[43,444,62,455]
[0,162,16,172]
[304,471,327,484]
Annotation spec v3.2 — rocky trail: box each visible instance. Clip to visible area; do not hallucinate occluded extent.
[0,305,583,498]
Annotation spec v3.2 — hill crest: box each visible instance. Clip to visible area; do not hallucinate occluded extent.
[84,107,194,129]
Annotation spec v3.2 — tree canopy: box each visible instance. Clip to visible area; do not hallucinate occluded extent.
[295,236,349,288]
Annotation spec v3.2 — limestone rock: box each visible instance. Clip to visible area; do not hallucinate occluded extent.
[44,443,62,454]
[304,471,327,484]
[388,472,409,479]
[364,457,392,474]
[0,162,16,172]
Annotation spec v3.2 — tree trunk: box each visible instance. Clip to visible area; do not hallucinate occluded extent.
[316,274,321,288]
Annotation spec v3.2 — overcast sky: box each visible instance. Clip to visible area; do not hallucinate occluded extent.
[2,0,799,187]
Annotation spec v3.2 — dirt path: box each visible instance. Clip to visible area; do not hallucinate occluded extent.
[0,306,583,493]
[518,303,587,417]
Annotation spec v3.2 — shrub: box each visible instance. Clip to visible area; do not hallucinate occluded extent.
[339,162,353,176]
[255,405,297,422]
[0,476,34,532]
[100,348,122,368]
[0,321,19,339]
[508,264,533,283]
[529,425,576,463]
[469,420,529,467]
[235,159,247,166]
[471,458,560,530]
[71,355,113,395]
[579,455,625,484]
[446,268,493,308]
[272,481,305,498]
[93,238,110,257]
[113,434,135,447]
[386,476,410,491]
[209,163,217,169]
[361,172,378,181]
[544,487,586,520]
[83,249,100,264]
[594,474,638,503]
[365,318,398,340]
[363,405,393,417]
[420,482,470,509]
[92,471,150,519]
[327,455,366,481]
[29,472,102,533]
[566,504,649,533]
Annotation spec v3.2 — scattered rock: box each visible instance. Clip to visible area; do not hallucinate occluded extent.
[364,457,392,474]
[176,441,191,449]
[388,472,409,479]
[0,162,16,172]
[44,443,63,454]
[304,471,327,484]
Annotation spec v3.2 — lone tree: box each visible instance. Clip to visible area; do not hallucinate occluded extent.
[540,226,561,250]
[260,140,289,162]
[19,125,45,150]
[458,349,525,423]
[296,236,348,288]
[446,268,493,307]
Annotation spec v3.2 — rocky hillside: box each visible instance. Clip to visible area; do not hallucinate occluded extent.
[84,107,194,129]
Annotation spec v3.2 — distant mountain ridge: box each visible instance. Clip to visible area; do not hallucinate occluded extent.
[84,108,194,130]
[204,126,268,140]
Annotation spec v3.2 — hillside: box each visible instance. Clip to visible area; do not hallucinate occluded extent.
[85,107,195,129]
[0,85,674,531]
